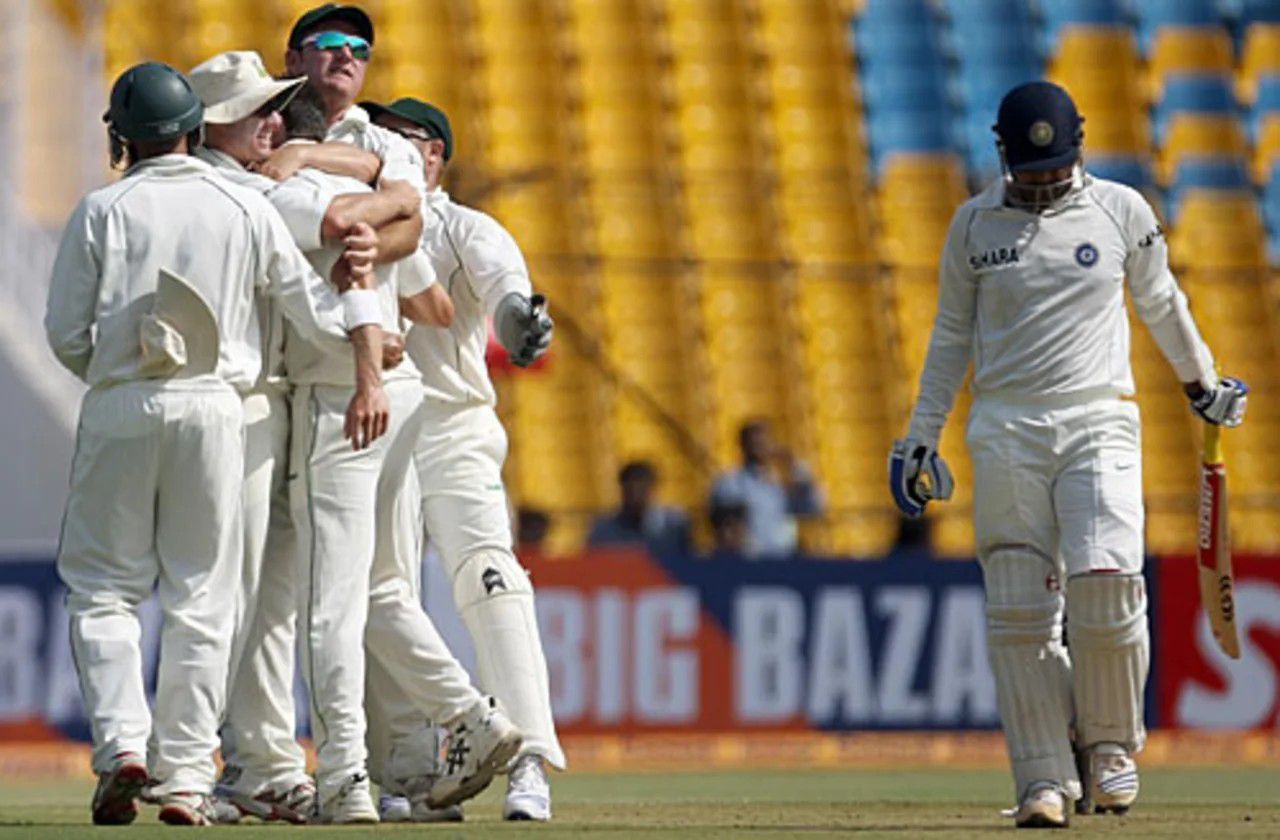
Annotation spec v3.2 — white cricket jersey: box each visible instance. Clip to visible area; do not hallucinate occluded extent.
[908,175,1216,445]
[405,189,534,406]
[269,166,432,387]
[45,154,352,391]
[326,105,425,192]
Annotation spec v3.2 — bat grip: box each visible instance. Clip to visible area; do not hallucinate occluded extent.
[1203,422,1223,465]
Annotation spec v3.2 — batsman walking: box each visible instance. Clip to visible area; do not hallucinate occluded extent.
[889,81,1248,828]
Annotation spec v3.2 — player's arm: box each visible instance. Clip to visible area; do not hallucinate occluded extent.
[470,216,553,366]
[1122,190,1247,426]
[395,249,454,327]
[256,142,382,185]
[889,209,976,517]
[44,200,100,380]
[322,181,422,263]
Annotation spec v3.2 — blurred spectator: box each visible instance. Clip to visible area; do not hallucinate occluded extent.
[587,460,691,556]
[709,420,823,559]
[515,506,551,555]
[707,500,750,559]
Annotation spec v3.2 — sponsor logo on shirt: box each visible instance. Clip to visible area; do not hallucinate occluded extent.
[1138,225,1164,248]
[969,247,1020,271]
[1075,242,1099,267]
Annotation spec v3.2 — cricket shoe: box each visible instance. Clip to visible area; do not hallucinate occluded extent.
[379,793,411,823]
[158,791,217,826]
[1013,782,1069,829]
[1086,743,1138,814]
[213,779,315,824]
[504,754,551,821]
[317,773,379,824]
[426,696,523,809]
[91,752,150,825]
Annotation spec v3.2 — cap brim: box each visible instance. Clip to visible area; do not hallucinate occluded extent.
[202,76,306,124]
[1009,148,1080,172]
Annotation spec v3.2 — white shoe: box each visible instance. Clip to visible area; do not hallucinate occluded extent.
[379,793,411,822]
[158,791,217,826]
[504,754,551,821]
[1087,743,1138,814]
[318,773,379,824]
[91,752,149,826]
[426,696,524,809]
[1014,782,1069,829]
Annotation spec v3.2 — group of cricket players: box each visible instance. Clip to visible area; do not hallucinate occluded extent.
[43,0,1252,830]
[46,2,561,827]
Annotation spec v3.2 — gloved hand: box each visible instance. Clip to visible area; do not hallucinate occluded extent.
[888,437,954,518]
[1190,377,1248,427]
[495,292,553,368]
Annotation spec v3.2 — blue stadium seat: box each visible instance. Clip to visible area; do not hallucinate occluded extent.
[869,111,958,174]
[1039,0,1129,44]
[1240,0,1280,26]
[1264,166,1280,260]
[961,115,1003,182]
[1249,75,1280,139]
[1168,157,1254,215]
[945,0,1038,39]
[860,0,936,25]
[856,23,949,66]
[1133,0,1221,52]
[1088,155,1154,188]
[862,68,954,113]
[1153,74,1240,140]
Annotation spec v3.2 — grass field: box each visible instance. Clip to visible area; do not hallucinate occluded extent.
[0,768,1276,838]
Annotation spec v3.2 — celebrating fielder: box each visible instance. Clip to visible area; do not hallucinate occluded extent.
[890,81,1248,828]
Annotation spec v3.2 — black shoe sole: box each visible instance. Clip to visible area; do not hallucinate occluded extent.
[92,763,149,826]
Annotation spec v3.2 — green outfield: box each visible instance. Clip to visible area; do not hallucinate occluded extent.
[0,768,1275,837]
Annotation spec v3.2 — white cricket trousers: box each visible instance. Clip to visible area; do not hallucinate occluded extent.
[219,385,308,794]
[292,379,482,797]
[969,391,1148,801]
[367,401,565,783]
[57,380,244,796]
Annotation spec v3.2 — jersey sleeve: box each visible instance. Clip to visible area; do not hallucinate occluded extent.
[254,202,351,343]
[265,171,338,252]
[373,127,427,194]
[44,198,100,380]
[466,213,534,316]
[906,207,978,446]
[1121,187,1215,386]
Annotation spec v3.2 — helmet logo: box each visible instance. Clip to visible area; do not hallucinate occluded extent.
[1029,120,1055,147]
[1075,242,1098,267]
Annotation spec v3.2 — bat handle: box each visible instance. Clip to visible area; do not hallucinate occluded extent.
[1203,422,1223,465]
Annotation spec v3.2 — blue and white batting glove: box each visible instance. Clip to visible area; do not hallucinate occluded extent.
[1190,376,1248,427]
[888,437,954,518]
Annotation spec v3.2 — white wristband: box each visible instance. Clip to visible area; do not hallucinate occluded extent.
[341,288,381,331]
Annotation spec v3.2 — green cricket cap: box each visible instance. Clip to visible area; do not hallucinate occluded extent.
[361,98,454,161]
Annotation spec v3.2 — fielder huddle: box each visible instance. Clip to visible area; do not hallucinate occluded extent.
[890,82,1248,828]
[46,2,557,827]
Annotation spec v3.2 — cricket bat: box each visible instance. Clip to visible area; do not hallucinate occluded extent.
[1196,423,1240,659]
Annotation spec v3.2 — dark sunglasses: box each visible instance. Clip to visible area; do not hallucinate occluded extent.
[301,31,372,61]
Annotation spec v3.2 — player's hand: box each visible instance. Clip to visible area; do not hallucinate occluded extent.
[342,222,379,273]
[329,256,374,293]
[252,144,309,182]
[888,437,954,518]
[495,292,553,367]
[344,382,390,451]
[382,332,405,370]
[1189,376,1248,427]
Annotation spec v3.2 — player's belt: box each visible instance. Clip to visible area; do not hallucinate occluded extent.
[973,386,1130,409]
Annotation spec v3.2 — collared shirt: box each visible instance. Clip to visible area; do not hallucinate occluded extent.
[908,175,1216,445]
[45,154,350,391]
[710,463,824,559]
[268,166,433,386]
[404,189,533,406]
[587,506,692,557]
[326,104,426,192]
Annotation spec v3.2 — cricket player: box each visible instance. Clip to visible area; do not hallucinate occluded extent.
[889,81,1248,828]
[263,83,521,824]
[187,50,420,823]
[46,61,384,826]
[364,98,560,822]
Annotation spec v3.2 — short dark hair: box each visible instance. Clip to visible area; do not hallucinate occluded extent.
[618,460,655,485]
[709,500,747,529]
[739,419,769,450]
[281,83,328,142]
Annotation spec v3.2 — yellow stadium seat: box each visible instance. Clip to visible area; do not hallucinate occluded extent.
[671,61,750,104]
[1169,193,1267,269]
[1149,28,1234,93]
[1238,24,1280,103]
[590,183,679,259]
[1157,116,1248,183]
[1253,114,1280,182]
[1083,111,1151,155]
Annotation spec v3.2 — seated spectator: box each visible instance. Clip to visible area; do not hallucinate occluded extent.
[709,420,823,559]
[706,500,750,560]
[515,506,551,557]
[587,460,691,556]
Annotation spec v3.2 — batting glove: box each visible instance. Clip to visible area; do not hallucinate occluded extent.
[1190,377,1248,427]
[888,437,954,518]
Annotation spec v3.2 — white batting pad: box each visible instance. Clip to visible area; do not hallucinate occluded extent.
[983,549,1081,801]
[1067,574,1149,752]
